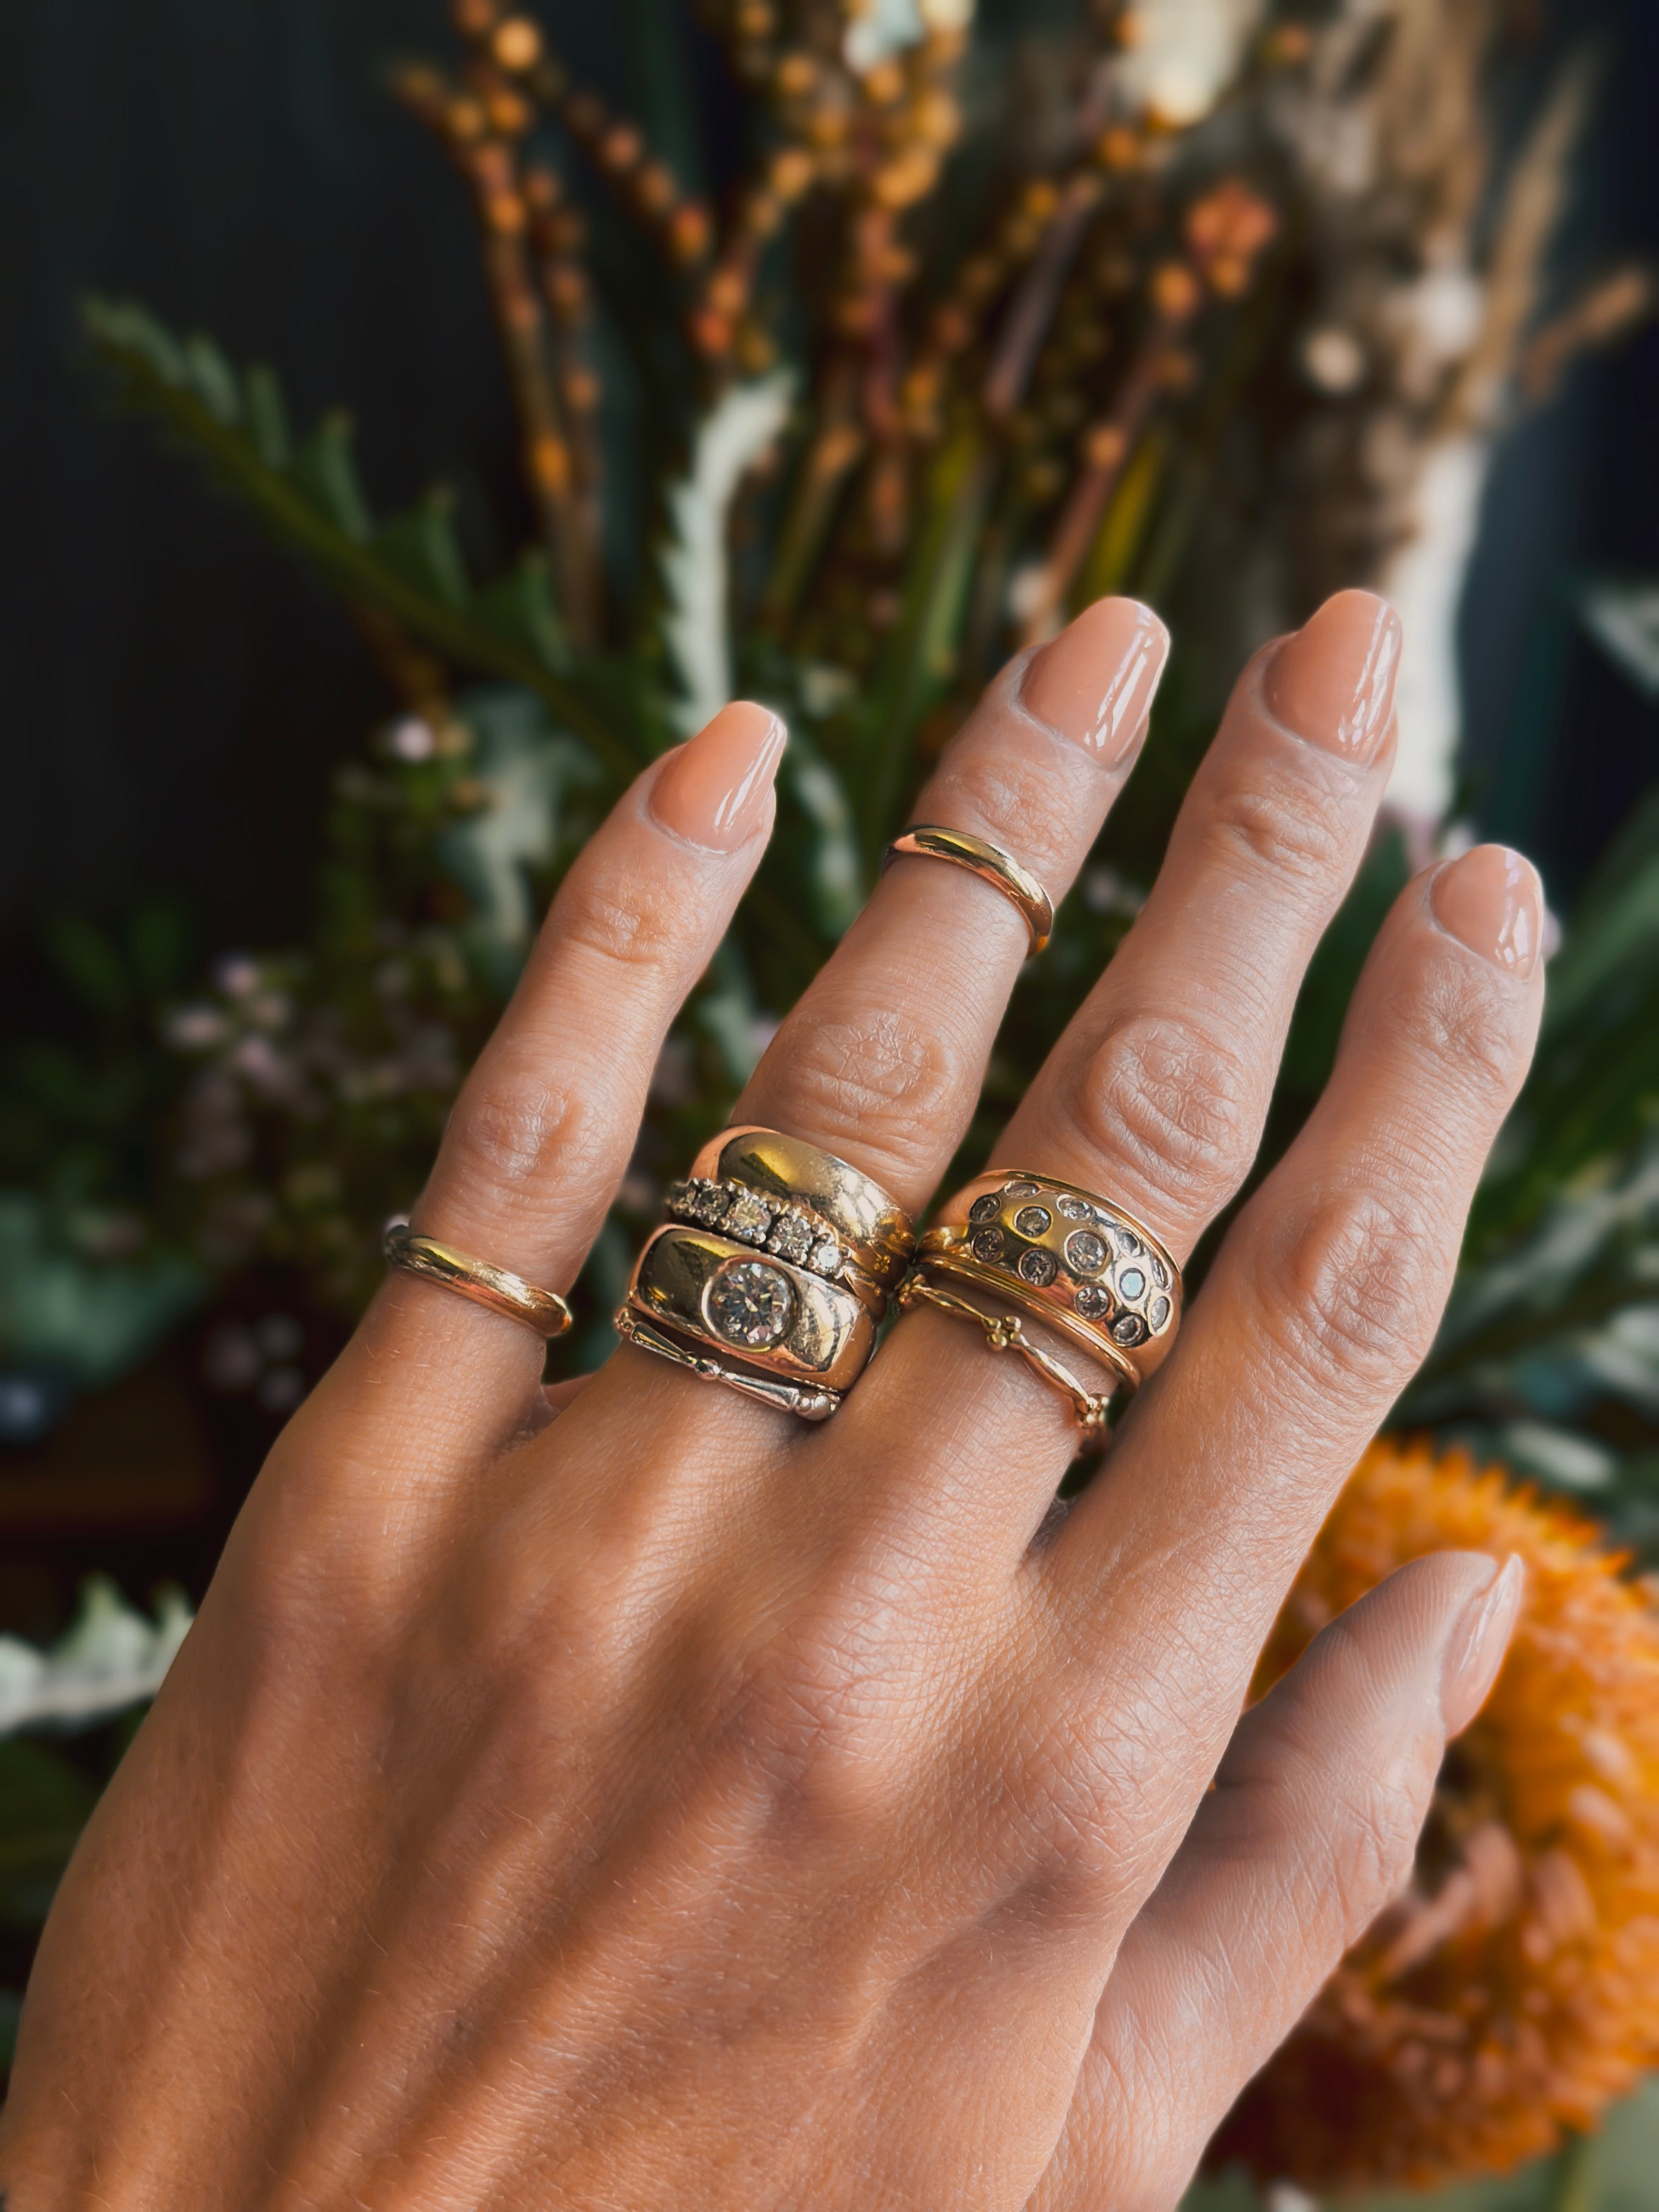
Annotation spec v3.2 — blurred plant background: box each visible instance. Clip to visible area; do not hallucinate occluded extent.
[2,0,1657,2199]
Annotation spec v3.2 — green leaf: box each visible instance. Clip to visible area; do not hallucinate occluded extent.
[183,331,241,424]
[374,488,470,610]
[293,412,372,541]
[80,295,641,780]
[245,362,292,469]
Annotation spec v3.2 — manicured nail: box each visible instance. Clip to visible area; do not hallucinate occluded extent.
[1431,845,1543,978]
[1021,596,1170,766]
[649,701,786,852]
[1264,589,1401,761]
[1441,1554,1523,1736]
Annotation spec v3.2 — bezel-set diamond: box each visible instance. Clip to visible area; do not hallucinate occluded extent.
[1013,1204,1053,1239]
[968,1192,1002,1226]
[1018,1247,1057,1286]
[1064,1229,1107,1276]
[706,1258,797,1348]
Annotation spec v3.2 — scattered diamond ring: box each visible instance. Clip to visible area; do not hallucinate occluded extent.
[916,1170,1182,1393]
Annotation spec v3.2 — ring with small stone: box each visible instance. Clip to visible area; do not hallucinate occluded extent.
[918,1170,1182,1392]
[622,1127,915,1414]
[897,1272,1114,1443]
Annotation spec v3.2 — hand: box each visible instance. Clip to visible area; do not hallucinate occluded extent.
[1,591,1542,2210]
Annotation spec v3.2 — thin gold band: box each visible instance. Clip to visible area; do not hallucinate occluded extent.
[899,1272,1114,1440]
[883,826,1055,956]
[383,1223,573,1339]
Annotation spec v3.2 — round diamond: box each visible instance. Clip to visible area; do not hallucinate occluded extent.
[1018,1247,1057,1287]
[970,1226,1006,1263]
[1005,1181,1041,1199]
[969,1193,1002,1226]
[1118,1231,1143,1259]
[706,1259,795,1348]
[1118,1266,1146,1301]
[1074,1283,1112,1321]
[1112,1313,1147,1347]
[1148,1295,1171,1330]
[724,1189,775,1243]
[1057,1194,1092,1220]
[1064,1229,1107,1276]
[810,1236,844,1276]
[1014,1205,1052,1238]
[1150,1256,1169,1288]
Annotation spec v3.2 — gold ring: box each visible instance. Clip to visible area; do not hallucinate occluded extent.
[624,1127,915,1415]
[883,827,1055,956]
[921,1169,1181,1390]
[613,1307,840,1421]
[898,1272,1113,1442]
[384,1222,574,1338]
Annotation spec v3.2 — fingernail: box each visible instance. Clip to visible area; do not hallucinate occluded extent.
[649,701,786,852]
[1441,1554,1523,1736]
[1020,597,1170,766]
[1431,845,1543,978]
[1264,589,1401,761]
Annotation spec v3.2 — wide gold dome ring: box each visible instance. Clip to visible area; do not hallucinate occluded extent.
[916,1168,1182,1401]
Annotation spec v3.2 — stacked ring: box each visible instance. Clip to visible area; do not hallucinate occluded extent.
[620,1127,915,1418]
[915,1169,1182,1396]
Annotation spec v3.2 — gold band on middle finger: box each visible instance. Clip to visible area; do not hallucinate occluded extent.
[624,1126,915,1410]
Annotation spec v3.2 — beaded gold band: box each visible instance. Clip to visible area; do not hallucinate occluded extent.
[922,1169,1182,1390]
[624,1127,914,1416]
[898,1273,1113,1440]
[383,1223,573,1339]
[883,826,1055,956]
[613,1307,840,1422]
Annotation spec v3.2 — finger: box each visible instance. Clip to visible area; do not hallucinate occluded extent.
[736,596,1169,1212]
[346,702,785,1412]
[1039,847,1543,1883]
[847,590,1402,1514]
[1031,1551,1523,2212]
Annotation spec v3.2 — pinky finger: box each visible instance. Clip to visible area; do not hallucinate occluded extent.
[1033,1550,1523,2212]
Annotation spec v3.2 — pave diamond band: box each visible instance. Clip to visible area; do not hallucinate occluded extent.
[919,1170,1182,1392]
[622,1127,915,1418]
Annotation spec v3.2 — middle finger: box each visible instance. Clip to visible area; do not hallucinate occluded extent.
[846,589,1402,1525]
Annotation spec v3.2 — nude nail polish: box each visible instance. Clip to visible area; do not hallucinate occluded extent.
[649,700,786,852]
[1431,845,1543,978]
[1020,597,1170,765]
[1441,1555,1523,1735]
[1264,589,1402,761]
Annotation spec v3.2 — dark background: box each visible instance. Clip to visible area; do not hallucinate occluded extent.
[0,0,1654,963]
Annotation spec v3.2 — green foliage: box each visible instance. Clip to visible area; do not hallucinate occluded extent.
[81,298,643,783]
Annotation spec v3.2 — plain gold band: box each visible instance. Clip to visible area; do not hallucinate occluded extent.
[383,1223,573,1339]
[883,826,1055,956]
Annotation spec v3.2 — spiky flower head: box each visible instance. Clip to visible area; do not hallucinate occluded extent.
[1213,1440,1659,2193]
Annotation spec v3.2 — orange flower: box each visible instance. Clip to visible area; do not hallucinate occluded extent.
[1213,1441,1659,2193]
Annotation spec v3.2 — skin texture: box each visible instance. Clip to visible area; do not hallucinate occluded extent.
[0,593,1544,2210]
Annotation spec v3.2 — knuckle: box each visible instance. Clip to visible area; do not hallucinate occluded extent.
[1383,944,1528,1107]
[554,863,683,977]
[763,1001,967,1165]
[1260,1180,1446,1394]
[932,742,1081,877]
[1201,751,1353,891]
[1073,1007,1258,1218]
[443,1061,600,1192]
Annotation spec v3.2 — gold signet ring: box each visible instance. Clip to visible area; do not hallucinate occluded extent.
[883,826,1055,956]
